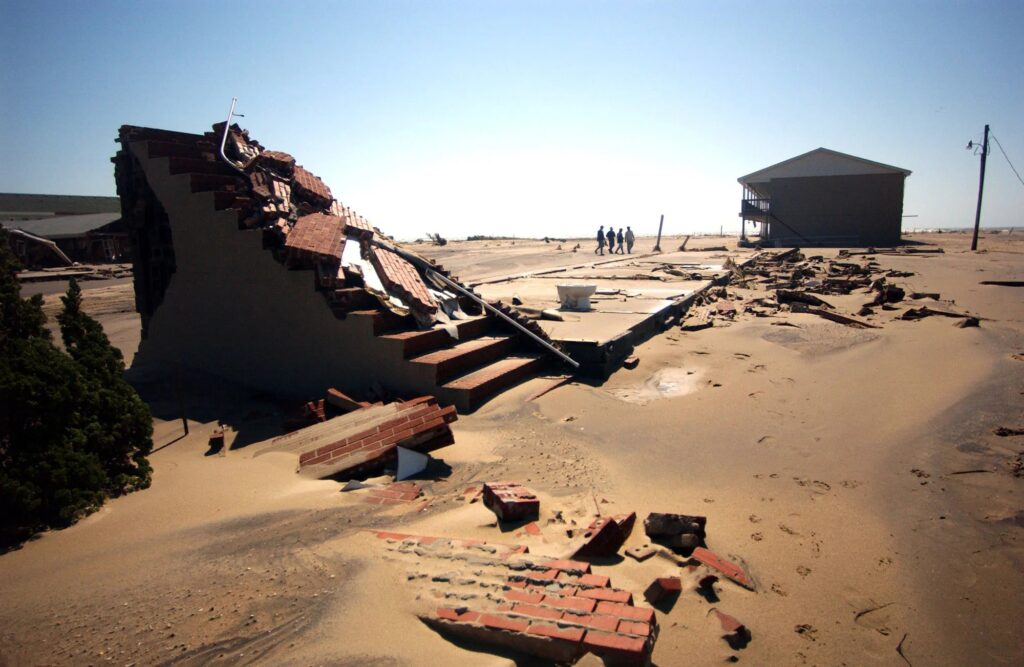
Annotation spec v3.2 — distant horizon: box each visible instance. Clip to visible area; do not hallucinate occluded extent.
[2,1,1021,239]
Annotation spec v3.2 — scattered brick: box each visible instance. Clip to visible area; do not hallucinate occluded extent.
[691,547,755,590]
[571,512,636,560]
[644,577,682,605]
[712,609,752,650]
[482,482,540,522]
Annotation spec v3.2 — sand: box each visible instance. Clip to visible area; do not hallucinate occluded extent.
[1,232,1022,665]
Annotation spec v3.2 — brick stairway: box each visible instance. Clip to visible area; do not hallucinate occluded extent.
[114,125,555,413]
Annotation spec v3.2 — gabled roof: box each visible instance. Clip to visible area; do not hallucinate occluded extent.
[1,213,122,239]
[738,148,911,185]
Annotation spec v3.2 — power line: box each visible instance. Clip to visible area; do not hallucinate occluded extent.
[990,131,1024,189]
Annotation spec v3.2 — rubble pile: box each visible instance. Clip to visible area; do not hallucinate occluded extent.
[263,396,457,480]
[681,247,982,331]
[371,484,758,664]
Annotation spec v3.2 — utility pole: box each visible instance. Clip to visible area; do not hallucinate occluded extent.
[971,124,989,251]
[653,214,664,252]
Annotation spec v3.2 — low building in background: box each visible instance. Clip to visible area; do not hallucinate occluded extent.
[1,193,128,266]
[738,148,911,247]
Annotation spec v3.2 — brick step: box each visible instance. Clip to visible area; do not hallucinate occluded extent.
[441,355,547,413]
[167,156,239,177]
[410,336,518,384]
[378,316,492,358]
[345,309,414,335]
[190,172,245,193]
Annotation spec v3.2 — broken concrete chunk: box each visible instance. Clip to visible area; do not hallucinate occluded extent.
[482,482,540,522]
[625,543,657,562]
[644,513,707,539]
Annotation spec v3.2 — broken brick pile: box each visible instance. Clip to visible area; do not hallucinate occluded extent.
[269,396,457,479]
[372,532,658,665]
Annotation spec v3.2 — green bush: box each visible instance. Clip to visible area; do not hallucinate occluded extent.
[0,229,152,548]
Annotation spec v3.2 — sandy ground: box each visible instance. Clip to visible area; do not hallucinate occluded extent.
[1,232,1022,666]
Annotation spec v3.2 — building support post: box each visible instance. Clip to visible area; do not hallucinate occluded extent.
[971,124,989,252]
[653,214,664,252]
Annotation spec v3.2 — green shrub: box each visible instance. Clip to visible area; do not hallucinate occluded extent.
[0,229,152,548]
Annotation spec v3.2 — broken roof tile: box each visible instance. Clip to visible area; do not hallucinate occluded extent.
[285,212,346,263]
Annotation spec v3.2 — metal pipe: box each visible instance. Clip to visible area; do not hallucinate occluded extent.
[218,97,247,174]
[425,268,580,369]
[367,237,577,368]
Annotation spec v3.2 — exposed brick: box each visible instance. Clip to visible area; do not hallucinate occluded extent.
[292,164,333,208]
[526,622,585,643]
[561,612,619,632]
[582,631,648,658]
[483,482,540,522]
[577,587,633,604]
[578,574,610,588]
[512,603,563,621]
[691,547,755,590]
[594,602,654,623]
[436,607,480,623]
[543,559,592,574]
[542,595,596,613]
[369,246,437,314]
[479,613,529,633]
[285,212,345,262]
[617,620,651,637]
[505,590,544,605]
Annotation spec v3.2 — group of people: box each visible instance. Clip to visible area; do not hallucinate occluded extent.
[595,225,635,255]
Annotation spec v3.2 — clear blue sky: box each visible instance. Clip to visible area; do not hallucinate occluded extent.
[2,0,1022,239]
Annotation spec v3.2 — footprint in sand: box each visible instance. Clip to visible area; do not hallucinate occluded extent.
[771,583,788,596]
[779,523,800,536]
[751,532,764,542]
[796,565,812,577]
[840,480,863,489]
[749,514,762,523]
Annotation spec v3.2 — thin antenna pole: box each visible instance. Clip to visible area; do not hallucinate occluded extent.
[971,124,989,251]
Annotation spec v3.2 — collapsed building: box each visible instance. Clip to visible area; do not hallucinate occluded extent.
[112,123,567,412]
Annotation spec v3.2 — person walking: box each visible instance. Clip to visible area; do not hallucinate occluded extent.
[595,225,605,254]
[605,227,616,255]
[616,228,625,254]
[625,226,635,254]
